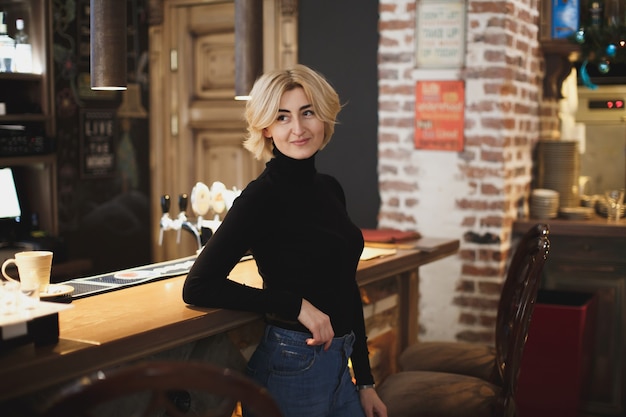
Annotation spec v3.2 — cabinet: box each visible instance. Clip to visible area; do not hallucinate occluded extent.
[0,0,56,236]
[514,218,626,417]
[0,0,53,134]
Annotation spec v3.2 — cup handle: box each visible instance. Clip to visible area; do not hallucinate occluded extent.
[1,259,19,282]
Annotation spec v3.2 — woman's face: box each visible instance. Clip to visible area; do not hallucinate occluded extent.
[263,87,325,160]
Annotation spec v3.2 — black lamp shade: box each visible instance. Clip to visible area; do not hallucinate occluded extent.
[90,0,127,90]
[234,0,263,100]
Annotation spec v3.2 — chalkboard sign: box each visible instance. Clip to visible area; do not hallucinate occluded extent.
[80,110,117,178]
[415,0,466,69]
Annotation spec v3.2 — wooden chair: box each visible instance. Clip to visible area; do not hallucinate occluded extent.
[377,233,550,417]
[397,223,549,385]
[41,360,283,417]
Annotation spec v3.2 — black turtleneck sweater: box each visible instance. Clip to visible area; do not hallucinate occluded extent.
[183,149,373,386]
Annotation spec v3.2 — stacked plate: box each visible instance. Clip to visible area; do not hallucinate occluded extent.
[536,140,580,208]
[559,206,595,220]
[530,189,559,219]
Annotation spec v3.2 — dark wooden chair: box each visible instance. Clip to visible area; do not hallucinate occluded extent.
[41,360,283,417]
[397,223,549,385]
[377,232,550,417]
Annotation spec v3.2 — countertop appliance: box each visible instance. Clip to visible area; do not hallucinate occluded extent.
[576,85,626,195]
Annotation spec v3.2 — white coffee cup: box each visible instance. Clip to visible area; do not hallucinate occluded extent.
[2,251,53,308]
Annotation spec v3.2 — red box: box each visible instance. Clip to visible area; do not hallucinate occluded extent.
[516,290,597,417]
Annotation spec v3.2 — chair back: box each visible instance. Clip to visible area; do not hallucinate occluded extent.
[495,223,549,380]
[42,360,283,417]
[496,232,550,415]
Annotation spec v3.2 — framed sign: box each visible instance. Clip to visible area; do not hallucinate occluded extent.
[415,0,466,69]
[80,110,117,178]
[414,80,464,151]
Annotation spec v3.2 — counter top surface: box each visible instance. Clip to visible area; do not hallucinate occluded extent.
[0,237,460,402]
[514,215,626,237]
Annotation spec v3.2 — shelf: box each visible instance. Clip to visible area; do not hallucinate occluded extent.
[0,114,48,123]
[0,0,57,239]
[0,72,43,81]
[0,153,55,167]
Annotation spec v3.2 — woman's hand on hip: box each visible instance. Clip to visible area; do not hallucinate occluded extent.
[298,298,334,350]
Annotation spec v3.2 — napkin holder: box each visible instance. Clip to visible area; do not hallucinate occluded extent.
[0,302,73,351]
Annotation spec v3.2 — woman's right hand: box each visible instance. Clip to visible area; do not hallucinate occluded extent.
[298,298,334,350]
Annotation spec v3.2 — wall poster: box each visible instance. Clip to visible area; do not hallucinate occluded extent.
[414,80,465,151]
[80,110,117,178]
[415,0,466,69]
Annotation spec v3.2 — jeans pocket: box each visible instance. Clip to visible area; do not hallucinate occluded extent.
[272,343,316,375]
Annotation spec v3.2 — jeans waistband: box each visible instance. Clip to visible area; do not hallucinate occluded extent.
[264,324,355,352]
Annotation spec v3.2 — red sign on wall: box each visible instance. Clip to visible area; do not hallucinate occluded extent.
[414,80,464,151]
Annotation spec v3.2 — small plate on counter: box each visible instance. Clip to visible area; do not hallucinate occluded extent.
[558,206,595,220]
[113,270,161,280]
[40,284,75,299]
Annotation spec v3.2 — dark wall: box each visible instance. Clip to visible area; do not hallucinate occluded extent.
[53,0,152,276]
[298,0,380,229]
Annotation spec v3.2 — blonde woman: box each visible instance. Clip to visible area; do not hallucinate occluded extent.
[184,64,387,417]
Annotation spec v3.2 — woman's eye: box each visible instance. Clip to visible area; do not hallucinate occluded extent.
[277,114,288,122]
[303,110,314,117]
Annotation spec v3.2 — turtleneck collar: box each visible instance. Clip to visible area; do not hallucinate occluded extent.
[267,147,317,181]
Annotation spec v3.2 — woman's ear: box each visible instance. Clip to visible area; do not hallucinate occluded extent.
[262,127,271,138]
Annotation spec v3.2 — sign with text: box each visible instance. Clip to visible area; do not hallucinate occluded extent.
[415,0,466,68]
[80,110,117,178]
[414,80,464,151]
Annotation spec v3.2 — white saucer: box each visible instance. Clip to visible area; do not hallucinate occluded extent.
[40,284,74,298]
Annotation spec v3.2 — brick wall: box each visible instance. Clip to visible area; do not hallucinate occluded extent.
[378,0,549,343]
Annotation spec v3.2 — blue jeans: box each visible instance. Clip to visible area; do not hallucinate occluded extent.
[244,325,366,417]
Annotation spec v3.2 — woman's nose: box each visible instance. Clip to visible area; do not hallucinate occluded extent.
[292,118,305,135]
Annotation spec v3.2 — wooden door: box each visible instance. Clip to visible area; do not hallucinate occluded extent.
[149,0,298,262]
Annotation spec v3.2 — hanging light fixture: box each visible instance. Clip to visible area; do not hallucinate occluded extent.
[234,0,263,100]
[90,0,127,90]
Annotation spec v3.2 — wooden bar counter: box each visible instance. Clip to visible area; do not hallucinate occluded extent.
[0,237,459,404]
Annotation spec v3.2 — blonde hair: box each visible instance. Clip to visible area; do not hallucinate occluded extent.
[243,64,342,161]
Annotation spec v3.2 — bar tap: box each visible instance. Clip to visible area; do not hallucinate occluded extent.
[158,193,203,252]
[177,193,202,250]
[158,194,173,246]
[158,182,241,253]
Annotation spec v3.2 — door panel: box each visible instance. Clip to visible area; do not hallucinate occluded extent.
[151,0,262,261]
[150,0,297,262]
[195,131,259,191]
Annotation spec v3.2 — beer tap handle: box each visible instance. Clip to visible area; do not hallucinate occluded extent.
[161,194,171,215]
[159,194,171,245]
[176,193,189,243]
[179,193,188,215]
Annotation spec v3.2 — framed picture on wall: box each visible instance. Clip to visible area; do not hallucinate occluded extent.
[414,80,465,151]
[415,0,466,69]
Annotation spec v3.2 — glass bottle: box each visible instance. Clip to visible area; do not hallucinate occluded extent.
[13,18,32,73]
[590,1,604,28]
[0,11,15,72]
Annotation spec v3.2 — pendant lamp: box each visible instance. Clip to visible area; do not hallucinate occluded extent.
[234,0,263,100]
[90,0,127,90]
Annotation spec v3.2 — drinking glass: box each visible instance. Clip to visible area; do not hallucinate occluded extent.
[605,189,625,222]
